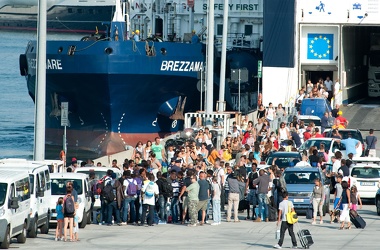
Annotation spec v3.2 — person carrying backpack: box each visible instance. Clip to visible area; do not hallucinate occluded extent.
[140,173,159,226]
[121,170,139,225]
[63,186,75,242]
[104,173,122,226]
[156,172,173,224]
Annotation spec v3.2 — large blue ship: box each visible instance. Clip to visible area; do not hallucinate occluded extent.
[20,0,262,157]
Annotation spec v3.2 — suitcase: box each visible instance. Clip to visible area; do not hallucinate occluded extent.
[296,223,314,249]
[306,208,313,219]
[238,199,250,211]
[349,209,366,229]
[268,205,278,221]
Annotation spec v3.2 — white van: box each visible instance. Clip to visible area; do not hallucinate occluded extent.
[74,167,122,209]
[0,170,31,249]
[49,173,92,228]
[0,159,51,238]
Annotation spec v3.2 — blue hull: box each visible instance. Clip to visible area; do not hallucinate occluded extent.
[24,40,207,155]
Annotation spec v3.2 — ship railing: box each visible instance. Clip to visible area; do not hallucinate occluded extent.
[184,111,242,143]
[215,33,254,49]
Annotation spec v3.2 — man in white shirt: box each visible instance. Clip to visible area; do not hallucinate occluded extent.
[274,192,298,249]
[295,154,311,167]
[324,76,333,101]
[214,160,226,210]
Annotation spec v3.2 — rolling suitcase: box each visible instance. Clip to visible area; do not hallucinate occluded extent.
[349,209,366,229]
[296,223,314,249]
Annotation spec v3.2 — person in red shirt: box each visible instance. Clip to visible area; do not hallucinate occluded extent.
[312,127,324,138]
[303,128,312,141]
[336,111,349,128]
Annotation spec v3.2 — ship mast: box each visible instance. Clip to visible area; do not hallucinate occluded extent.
[34,0,47,160]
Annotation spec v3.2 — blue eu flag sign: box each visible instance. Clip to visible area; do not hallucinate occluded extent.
[307,33,334,60]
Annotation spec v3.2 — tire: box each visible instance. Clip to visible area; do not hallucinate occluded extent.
[79,210,87,228]
[86,210,92,225]
[377,199,380,216]
[27,219,38,238]
[40,216,49,234]
[17,222,27,244]
[0,226,10,249]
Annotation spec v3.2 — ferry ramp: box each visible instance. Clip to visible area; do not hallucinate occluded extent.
[340,104,380,130]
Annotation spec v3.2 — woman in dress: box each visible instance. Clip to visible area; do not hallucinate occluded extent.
[144,140,152,160]
[257,104,266,121]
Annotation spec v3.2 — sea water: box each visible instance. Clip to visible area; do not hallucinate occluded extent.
[0,31,84,159]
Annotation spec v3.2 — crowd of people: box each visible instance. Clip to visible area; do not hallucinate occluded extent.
[55,79,378,246]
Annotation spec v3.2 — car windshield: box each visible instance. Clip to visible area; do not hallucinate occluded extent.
[51,179,83,195]
[326,130,363,142]
[0,183,7,207]
[299,140,333,151]
[284,171,321,184]
[351,167,380,179]
[266,156,301,168]
[299,119,321,126]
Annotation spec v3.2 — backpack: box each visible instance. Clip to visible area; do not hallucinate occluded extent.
[102,182,115,203]
[126,179,137,196]
[144,181,155,198]
[161,179,173,198]
[64,195,75,214]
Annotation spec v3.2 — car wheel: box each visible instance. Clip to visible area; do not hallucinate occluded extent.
[0,226,10,249]
[40,216,49,234]
[87,210,92,225]
[377,199,380,216]
[27,218,38,238]
[17,222,27,243]
[79,210,87,228]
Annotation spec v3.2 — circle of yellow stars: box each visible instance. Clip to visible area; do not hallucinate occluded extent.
[309,35,332,59]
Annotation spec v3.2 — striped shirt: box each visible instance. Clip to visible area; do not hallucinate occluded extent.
[171,179,180,197]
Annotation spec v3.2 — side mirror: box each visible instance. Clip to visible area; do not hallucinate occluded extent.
[37,188,44,198]
[10,197,19,209]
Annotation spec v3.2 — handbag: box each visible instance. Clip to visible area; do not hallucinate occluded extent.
[286,201,298,224]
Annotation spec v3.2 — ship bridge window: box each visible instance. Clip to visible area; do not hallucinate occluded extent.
[77,9,83,14]
[244,25,253,36]
[68,8,73,13]
[217,24,223,36]
[88,9,94,14]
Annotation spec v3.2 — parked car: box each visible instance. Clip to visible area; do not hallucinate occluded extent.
[324,129,364,156]
[298,138,348,160]
[74,167,122,209]
[300,98,331,118]
[284,166,330,215]
[0,159,51,238]
[50,173,92,228]
[349,163,380,199]
[0,170,31,249]
[297,115,322,131]
[259,151,302,170]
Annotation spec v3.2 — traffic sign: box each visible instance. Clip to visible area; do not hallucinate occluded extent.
[61,102,69,126]
[258,60,262,78]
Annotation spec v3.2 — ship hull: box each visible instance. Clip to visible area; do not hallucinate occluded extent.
[24,39,205,157]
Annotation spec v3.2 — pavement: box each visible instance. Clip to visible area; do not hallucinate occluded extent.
[10,203,380,250]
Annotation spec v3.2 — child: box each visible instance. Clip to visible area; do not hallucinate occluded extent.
[73,214,79,241]
[350,185,362,211]
[211,176,221,226]
[55,197,64,241]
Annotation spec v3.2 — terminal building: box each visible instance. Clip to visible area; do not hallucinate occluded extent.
[263,0,380,106]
